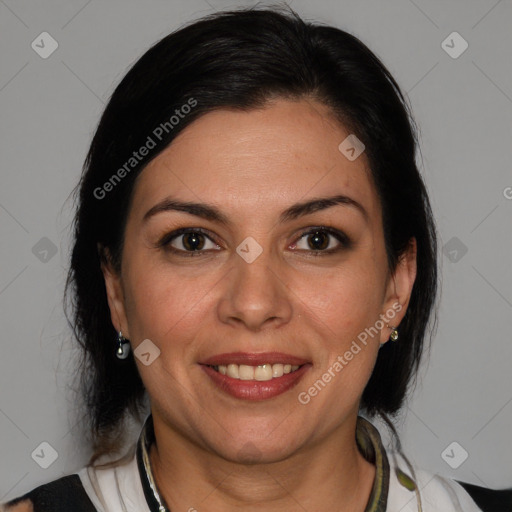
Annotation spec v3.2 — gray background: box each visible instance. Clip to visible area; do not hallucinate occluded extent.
[1,0,511,502]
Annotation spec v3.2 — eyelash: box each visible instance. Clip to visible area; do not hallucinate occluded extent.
[156,227,351,258]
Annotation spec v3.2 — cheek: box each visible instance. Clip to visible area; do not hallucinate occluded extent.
[122,256,221,347]
[300,268,382,411]
[295,263,383,341]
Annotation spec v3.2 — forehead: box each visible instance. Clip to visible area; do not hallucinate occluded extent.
[130,98,380,224]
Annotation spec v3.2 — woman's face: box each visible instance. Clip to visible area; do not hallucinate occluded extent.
[103,98,416,462]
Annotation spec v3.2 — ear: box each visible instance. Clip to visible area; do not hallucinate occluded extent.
[379,237,417,345]
[98,243,130,339]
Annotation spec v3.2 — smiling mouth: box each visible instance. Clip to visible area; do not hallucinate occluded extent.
[208,363,302,381]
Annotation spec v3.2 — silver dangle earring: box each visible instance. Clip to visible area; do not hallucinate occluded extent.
[116,331,131,359]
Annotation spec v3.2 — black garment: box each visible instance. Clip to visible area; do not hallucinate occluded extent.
[456,481,512,512]
[4,474,96,511]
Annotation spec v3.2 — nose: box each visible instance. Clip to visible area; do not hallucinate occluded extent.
[216,246,293,332]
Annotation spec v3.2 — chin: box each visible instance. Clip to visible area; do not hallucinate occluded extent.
[210,433,302,465]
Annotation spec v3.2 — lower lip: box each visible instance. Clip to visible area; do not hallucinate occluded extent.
[201,364,311,401]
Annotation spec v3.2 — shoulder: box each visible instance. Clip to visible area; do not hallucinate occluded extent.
[387,451,512,512]
[1,501,33,512]
[1,474,97,512]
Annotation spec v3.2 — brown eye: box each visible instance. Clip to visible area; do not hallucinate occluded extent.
[292,228,351,254]
[306,231,329,250]
[180,232,206,251]
[158,228,221,255]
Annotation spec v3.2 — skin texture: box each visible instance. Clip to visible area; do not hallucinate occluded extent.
[4,501,33,512]
[102,98,417,511]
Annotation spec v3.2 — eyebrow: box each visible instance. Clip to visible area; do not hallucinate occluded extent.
[142,194,368,225]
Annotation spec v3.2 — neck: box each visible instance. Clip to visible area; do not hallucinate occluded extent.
[147,414,376,512]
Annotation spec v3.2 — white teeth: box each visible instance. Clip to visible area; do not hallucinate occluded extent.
[239,364,254,380]
[272,363,284,378]
[215,363,302,380]
[227,364,239,379]
[254,364,273,381]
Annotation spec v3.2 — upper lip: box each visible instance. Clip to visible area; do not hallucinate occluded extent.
[200,352,309,366]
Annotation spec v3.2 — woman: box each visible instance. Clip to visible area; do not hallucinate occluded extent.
[3,7,510,512]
